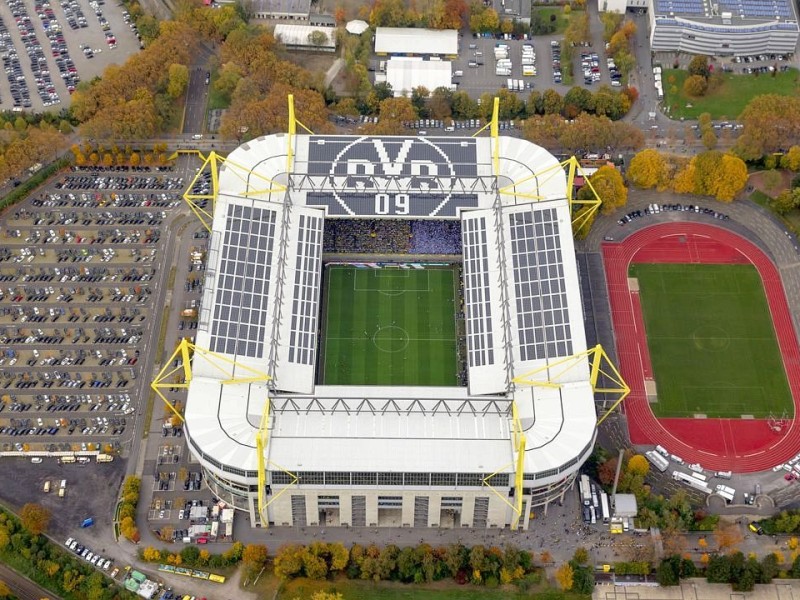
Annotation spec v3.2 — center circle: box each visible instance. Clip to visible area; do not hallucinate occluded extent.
[692,325,730,352]
[372,326,410,353]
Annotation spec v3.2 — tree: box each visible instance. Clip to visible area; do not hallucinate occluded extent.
[714,520,744,552]
[683,74,708,97]
[167,63,190,99]
[781,146,800,171]
[657,557,680,586]
[627,454,650,477]
[688,55,710,78]
[572,547,589,565]
[308,30,329,47]
[274,544,305,580]
[584,165,628,214]
[771,188,800,215]
[243,544,269,577]
[555,563,574,590]
[735,94,800,160]
[628,149,670,189]
[142,547,162,562]
[19,503,50,535]
[701,129,717,150]
[0,580,10,598]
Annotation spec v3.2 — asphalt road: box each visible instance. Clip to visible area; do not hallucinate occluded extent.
[183,45,215,135]
[0,560,61,600]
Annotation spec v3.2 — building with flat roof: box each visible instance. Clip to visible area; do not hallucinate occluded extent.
[374,27,459,56]
[250,0,311,20]
[181,132,610,530]
[380,57,453,96]
[274,24,336,51]
[648,0,799,55]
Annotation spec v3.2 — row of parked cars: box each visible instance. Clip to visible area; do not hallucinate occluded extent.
[65,537,113,571]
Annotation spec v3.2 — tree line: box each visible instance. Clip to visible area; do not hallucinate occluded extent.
[0,505,133,599]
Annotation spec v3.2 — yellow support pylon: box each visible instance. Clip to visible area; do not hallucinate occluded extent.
[496,156,603,230]
[474,97,501,176]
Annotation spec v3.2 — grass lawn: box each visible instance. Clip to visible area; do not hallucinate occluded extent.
[320,266,458,386]
[278,578,568,600]
[661,68,800,120]
[533,6,574,34]
[631,263,793,418]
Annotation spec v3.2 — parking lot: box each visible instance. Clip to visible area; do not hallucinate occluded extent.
[0,0,141,111]
[0,165,187,461]
[447,33,616,98]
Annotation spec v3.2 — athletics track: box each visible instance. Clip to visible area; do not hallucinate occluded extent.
[602,222,800,472]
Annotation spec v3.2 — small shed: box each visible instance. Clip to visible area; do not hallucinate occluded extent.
[613,493,638,518]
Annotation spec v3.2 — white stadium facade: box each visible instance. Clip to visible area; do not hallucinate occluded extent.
[177,127,618,530]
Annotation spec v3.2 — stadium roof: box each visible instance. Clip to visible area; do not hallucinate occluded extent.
[383,57,452,97]
[374,27,459,55]
[188,133,595,482]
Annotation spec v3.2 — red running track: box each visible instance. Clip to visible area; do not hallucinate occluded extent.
[603,223,800,472]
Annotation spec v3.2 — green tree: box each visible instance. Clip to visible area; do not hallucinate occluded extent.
[657,557,680,586]
[307,30,329,46]
[572,547,589,565]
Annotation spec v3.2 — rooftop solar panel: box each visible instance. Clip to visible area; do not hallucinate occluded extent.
[508,208,573,362]
[209,203,277,358]
[304,136,482,218]
[288,213,323,366]
[461,216,496,368]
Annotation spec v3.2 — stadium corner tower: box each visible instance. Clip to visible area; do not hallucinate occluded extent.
[184,130,600,530]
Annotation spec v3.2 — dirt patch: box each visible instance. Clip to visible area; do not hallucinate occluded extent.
[749,169,793,197]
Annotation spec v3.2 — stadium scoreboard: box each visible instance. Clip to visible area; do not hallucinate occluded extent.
[297,135,495,219]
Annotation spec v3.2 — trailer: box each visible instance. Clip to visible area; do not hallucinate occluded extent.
[672,470,711,494]
[645,450,669,473]
[600,492,610,524]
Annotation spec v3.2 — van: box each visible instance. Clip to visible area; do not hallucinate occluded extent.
[60,479,67,489]
[192,134,203,140]
[453,70,463,77]
[60,456,76,464]
[43,481,51,493]
[58,488,65,498]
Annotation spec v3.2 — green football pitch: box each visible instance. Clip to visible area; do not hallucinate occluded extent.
[320,266,458,386]
[631,263,793,418]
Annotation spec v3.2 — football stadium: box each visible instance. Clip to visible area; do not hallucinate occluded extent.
[157,103,628,530]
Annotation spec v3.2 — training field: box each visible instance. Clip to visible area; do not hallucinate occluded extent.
[320,266,458,386]
[631,263,793,418]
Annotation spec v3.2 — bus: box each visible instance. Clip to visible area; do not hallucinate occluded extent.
[645,450,669,473]
[579,474,591,506]
[600,492,610,524]
[672,471,711,494]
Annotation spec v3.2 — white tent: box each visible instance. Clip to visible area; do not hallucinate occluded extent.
[346,19,369,34]
[385,57,452,97]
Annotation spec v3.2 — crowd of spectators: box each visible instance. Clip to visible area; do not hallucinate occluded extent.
[323,219,463,255]
[409,221,462,255]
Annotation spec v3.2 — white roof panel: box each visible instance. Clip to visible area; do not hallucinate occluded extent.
[375,27,459,55]
[385,57,453,97]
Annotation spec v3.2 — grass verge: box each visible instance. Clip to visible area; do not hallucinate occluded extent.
[0,157,70,212]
